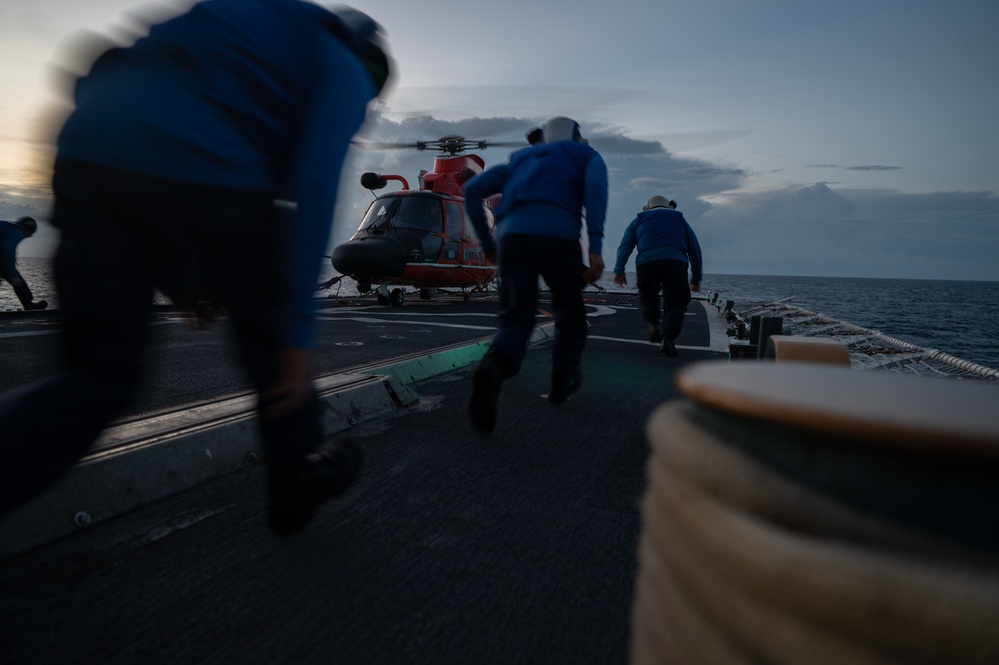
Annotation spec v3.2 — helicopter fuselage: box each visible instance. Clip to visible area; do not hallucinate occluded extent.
[332,189,494,287]
[330,145,516,306]
[330,154,496,304]
[331,153,497,301]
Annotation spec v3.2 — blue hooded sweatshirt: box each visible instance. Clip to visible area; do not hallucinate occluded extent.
[56,0,378,348]
[613,206,703,285]
[0,221,27,280]
[464,140,608,256]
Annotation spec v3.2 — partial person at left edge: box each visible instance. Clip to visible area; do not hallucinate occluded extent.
[0,216,48,311]
[0,0,394,535]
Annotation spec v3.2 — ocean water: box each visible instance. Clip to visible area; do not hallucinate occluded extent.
[1,258,60,312]
[6,258,999,370]
[695,274,999,371]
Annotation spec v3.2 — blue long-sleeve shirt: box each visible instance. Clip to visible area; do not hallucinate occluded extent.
[56,0,376,348]
[464,141,608,255]
[614,207,703,285]
[0,221,27,281]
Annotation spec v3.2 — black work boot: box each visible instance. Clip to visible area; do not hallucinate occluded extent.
[547,367,583,405]
[469,354,514,433]
[266,437,364,535]
[647,321,662,343]
[660,337,678,356]
[23,300,48,311]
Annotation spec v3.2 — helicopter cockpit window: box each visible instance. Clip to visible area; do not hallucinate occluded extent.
[358,199,396,233]
[360,196,443,234]
[394,197,443,232]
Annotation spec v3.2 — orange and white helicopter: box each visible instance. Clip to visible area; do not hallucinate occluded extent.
[326,135,523,306]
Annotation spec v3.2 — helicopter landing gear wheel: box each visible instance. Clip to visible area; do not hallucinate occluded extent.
[419,288,432,301]
[390,288,405,307]
[376,291,390,306]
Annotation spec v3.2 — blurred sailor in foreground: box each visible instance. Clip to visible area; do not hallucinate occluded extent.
[0,216,48,311]
[613,195,702,355]
[0,0,393,535]
[464,116,608,433]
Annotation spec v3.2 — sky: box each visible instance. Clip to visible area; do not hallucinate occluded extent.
[1,0,998,280]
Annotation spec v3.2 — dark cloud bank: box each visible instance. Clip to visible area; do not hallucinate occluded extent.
[345,113,999,281]
[12,112,999,281]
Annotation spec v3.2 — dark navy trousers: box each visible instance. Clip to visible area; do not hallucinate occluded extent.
[0,270,36,308]
[636,258,691,341]
[0,160,321,513]
[488,234,588,374]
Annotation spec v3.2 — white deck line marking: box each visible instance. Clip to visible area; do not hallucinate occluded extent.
[316,316,496,331]
[318,303,617,318]
[587,334,708,349]
[319,307,496,317]
[316,305,617,332]
[0,329,60,339]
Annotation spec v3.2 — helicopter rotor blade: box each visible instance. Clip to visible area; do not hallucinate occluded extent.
[475,140,526,149]
[352,137,527,155]
[352,140,429,150]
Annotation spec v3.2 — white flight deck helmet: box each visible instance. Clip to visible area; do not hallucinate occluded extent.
[324,6,394,96]
[541,116,586,143]
[643,195,670,211]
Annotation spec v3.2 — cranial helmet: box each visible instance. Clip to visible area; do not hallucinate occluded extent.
[15,216,37,234]
[645,195,670,210]
[325,6,394,96]
[542,117,584,143]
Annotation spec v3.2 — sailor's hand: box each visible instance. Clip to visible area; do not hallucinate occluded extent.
[690,282,701,293]
[264,348,315,419]
[582,253,604,283]
[613,274,627,287]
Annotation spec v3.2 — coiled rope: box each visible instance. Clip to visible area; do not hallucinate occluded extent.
[632,400,999,664]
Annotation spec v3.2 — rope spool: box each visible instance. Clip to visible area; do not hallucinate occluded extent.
[764,335,850,366]
[632,362,999,664]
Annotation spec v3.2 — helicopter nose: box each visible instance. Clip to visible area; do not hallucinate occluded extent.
[331,236,407,277]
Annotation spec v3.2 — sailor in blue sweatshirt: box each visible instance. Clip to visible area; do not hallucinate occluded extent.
[0,0,392,534]
[0,216,47,310]
[464,116,608,432]
[613,195,702,356]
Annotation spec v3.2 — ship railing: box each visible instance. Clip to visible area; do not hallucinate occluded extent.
[724,299,999,383]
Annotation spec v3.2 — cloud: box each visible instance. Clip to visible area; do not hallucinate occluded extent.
[383,85,653,124]
[340,113,999,280]
[655,129,756,153]
[629,177,674,190]
[679,166,747,178]
[805,163,904,172]
[846,165,904,172]
[12,109,999,281]
[0,183,52,220]
[695,185,999,280]
[587,134,665,156]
